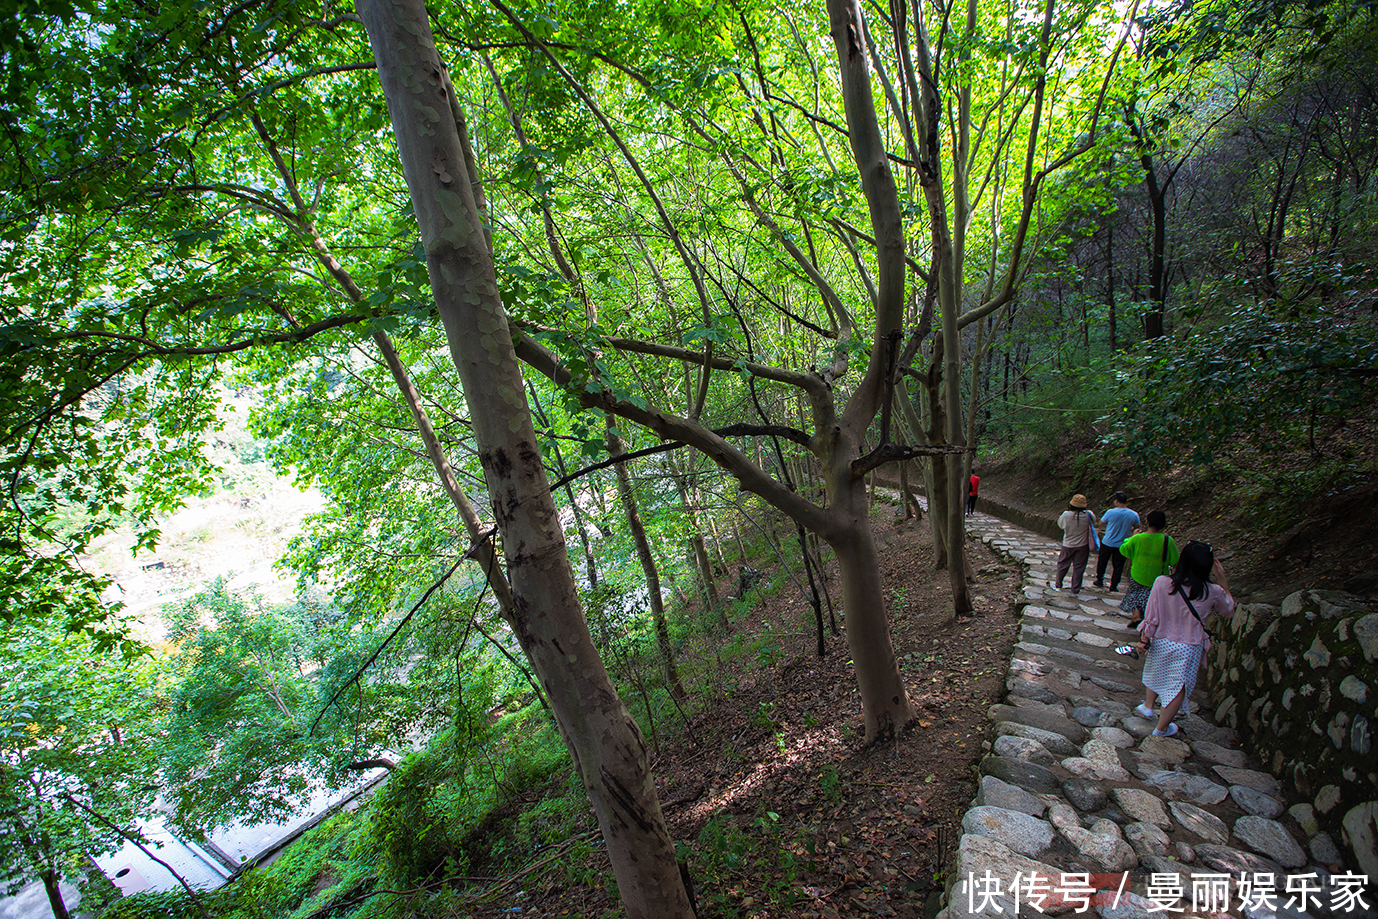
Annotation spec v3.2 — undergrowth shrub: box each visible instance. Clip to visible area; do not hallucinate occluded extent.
[365,729,477,885]
[1108,302,1378,470]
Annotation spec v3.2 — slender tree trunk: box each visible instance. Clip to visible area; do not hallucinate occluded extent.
[673,469,724,624]
[528,384,600,588]
[374,332,517,617]
[703,512,730,575]
[920,361,951,570]
[1107,224,1117,352]
[607,419,687,703]
[963,320,984,485]
[358,4,694,914]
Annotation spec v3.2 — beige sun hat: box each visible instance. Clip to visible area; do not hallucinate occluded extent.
[1071,494,1088,508]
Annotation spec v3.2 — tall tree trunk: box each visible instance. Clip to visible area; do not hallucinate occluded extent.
[671,464,724,625]
[374,331,517,618]
[822,465,914,739]
[607,419,688,703]
[40,870,70,919]
[1107,223,1117,352]
[963,319,984,484]
[357,3,694,914]
[919,360,951,570]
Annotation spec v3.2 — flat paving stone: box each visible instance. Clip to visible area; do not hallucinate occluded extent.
[1191,740,1247,767]
[961,806,1055,857]
[1072,705,1115,727]
[988,704,1090,744]
[1213,765,1282,795]
[992,734,1057,766]
[1061,824,1138,871]
[1233,815,1307,867]
[1144,770,1229,805]
[1193,843,1285,877]
[1121,716,1155,739]
[1168,800,1229,843]
[1097,891,1160,919]
[975,775,1048,817]
[1062,777,1108,813]
[948,835,1063,919]
[1008,679,1062,705]
[1124,821,1170,857]
[1138,734,1191,763]
[1230,784,1285,818]
[1091,726,1136,749]
[995,721,1081,757]
[1289,803,1321,836]
[980,756,1060,794]
[1005,695,1065,714]
[1062,755,1131,782]
[1111,787,1171,827]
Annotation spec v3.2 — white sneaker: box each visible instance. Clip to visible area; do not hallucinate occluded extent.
[1152,722,1179,738]
[1135,703,1154,719]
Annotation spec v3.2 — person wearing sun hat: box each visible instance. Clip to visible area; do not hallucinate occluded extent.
[1053,494,1098,596]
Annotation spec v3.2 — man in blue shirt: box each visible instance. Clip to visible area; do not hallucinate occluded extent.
[1094,492,1140,592]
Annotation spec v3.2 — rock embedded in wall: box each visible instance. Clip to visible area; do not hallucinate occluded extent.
[1205,587,1378,883]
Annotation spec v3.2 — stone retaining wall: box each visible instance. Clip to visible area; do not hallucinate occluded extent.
[1204,589,1378,880]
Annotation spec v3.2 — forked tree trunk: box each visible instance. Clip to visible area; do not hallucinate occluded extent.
[357,2,694,914]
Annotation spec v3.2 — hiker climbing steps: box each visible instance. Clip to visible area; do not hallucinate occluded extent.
[938,509,1376,919]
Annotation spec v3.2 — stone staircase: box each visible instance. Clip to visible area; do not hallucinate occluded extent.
[935,511,1373,919]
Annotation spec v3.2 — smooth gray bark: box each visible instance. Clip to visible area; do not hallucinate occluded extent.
[356,2,694,914]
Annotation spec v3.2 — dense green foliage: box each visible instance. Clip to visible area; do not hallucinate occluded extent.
[976,9,1378,499]
[0,619,159,900]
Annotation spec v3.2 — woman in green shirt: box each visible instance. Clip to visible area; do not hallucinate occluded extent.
[1118,509,1179,627]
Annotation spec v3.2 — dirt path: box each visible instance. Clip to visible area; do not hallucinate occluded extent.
[462,505,1023,918]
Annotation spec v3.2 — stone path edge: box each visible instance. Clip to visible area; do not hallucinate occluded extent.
[928,512,1369,919]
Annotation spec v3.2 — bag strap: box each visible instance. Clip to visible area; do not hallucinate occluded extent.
[1181,587,1215,639]
[1160,536,1170,576]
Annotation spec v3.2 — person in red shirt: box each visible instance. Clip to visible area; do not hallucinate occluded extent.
[966,472,980,515]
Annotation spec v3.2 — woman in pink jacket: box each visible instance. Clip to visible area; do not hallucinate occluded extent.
[1132,541,1235,737]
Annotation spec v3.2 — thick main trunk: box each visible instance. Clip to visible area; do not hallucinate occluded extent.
[825,476,914,741]
[39,871,69,919]
[358,3,693,915]
[821,443,913,741]
[920,364,951,570]
[374,331,517,617]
